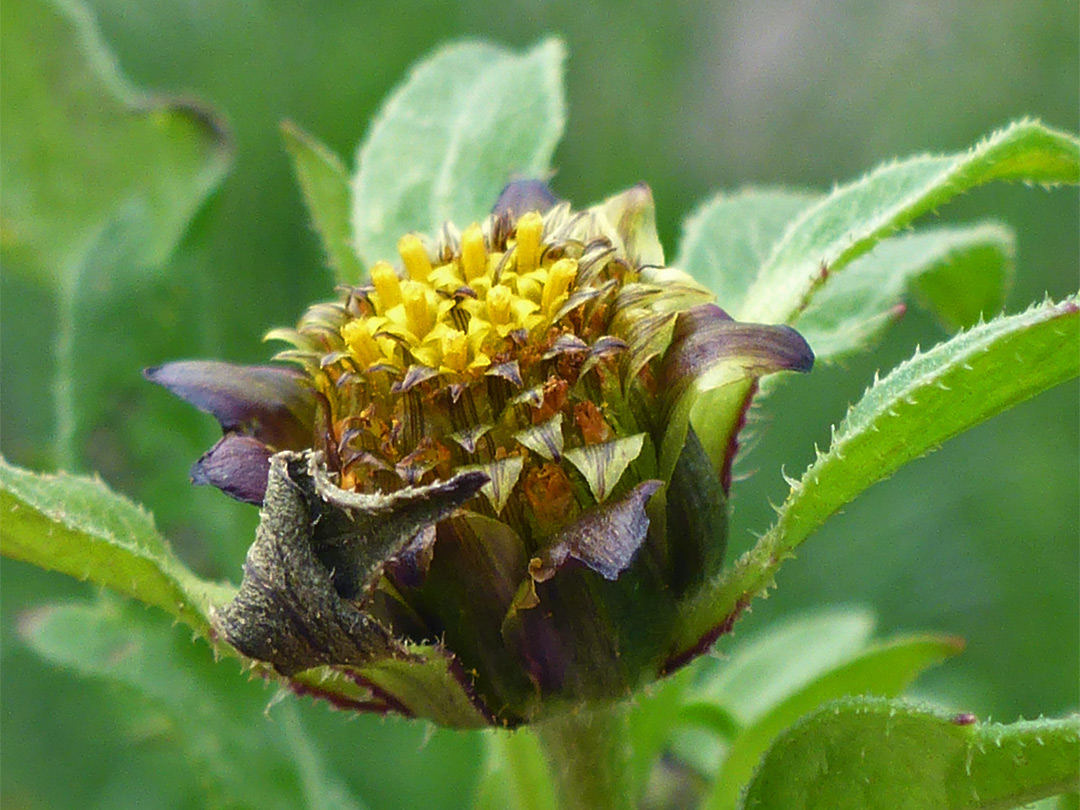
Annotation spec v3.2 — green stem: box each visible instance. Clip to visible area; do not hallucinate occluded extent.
[532,701,634,810]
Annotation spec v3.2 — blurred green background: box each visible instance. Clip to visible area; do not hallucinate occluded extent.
[2,1,1076,807]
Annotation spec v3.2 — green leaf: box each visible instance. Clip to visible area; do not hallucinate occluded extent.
[625,666,696,803]
[0,0,250,569]
[281,120,365,285]
[20,216,262,568]
[0,456,231,636]
[674,188,819,312]
[794,223,1015,362]
[670,608,957,788]
[472,729,558,810]
[21,598,369,810]
[702,634,964,810]
[0,0,230,288]
[276,701,370,810]
[351,38,566,265]
[692,607,878,727]
[770,295,1078,562]
[672,295,1079,662]
[740,697,1080,810]
[736,119,1079,324]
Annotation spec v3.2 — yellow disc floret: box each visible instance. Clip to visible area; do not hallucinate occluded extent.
[514,211,543,273]
[398,233,432,282]
[439,328,469,373]
[341,318,383,370]
[370,260,403,309]
[485,283,513,325]
[401,281,436,339]
[541,258,577,318]
[460,223,487,283]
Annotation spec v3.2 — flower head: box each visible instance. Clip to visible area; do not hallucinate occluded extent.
[147,181,813,726]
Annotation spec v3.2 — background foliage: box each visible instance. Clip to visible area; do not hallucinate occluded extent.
[2,1,1076,808]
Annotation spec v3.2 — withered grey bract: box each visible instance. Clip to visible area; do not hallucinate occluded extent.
[217,451,486,674]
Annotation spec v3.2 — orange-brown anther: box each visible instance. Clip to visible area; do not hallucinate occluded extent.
[524,462,577,532]
[532,377,570,424]
[574,401,614,444]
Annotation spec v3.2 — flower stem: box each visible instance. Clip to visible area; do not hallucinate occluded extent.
[532,701,633,810]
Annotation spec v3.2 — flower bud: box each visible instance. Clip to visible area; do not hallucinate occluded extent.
[147,181,813,726]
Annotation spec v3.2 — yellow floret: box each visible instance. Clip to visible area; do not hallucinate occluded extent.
[342,319,383,369]
[398,234,433,282]
[460,223,487,283]
[370,261,403,310]
[541,258,578,316]
[427,261,464,291]
[401,281,436,339]
[515,273,543,305]
[486,284,513,325]
[514,211,543,273]
[440,329,469,373]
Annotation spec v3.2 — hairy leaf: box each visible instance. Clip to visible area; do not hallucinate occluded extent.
[0,457,231,636]
[702,634,964,810]
[770,296,1078,557]
[0,0,250,569]
[281,120,365,285]
[691,607,878,727]
[672,295,1079,663]
[21,599,368,810]
[740,697,1080,809]
[795,223,1015,361]
[675,188,819,312]
[0,0,230,288]
[352,38,566,265]
[736,119,1078,324]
